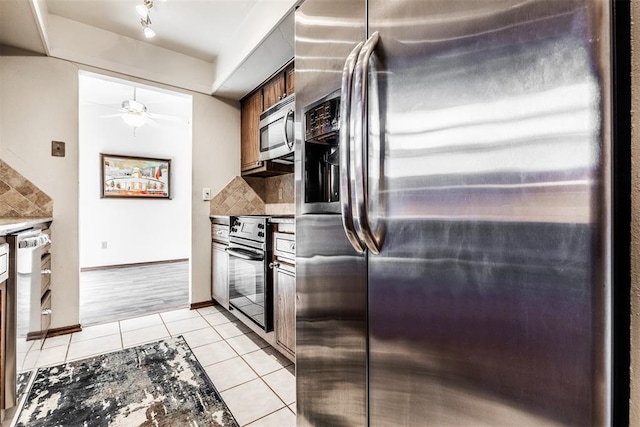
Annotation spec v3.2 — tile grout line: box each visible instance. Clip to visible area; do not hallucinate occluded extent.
[242,405,296,427]
[209,317,295,424]
[118,320,124,349]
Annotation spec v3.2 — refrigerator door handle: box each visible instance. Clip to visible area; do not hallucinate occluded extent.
[339,41,365,254]
[352,31,380,255]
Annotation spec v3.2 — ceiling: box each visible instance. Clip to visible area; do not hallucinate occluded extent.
[0,0,298,99]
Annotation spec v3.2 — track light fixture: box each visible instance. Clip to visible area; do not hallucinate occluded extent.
[136,0,155,38]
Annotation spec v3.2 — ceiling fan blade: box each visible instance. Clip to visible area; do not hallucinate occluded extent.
[147,112,185,123]
[83,100,123,111]
[145,116,161,128]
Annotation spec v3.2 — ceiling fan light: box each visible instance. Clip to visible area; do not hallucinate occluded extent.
[144,26,156,38]
[122,99,146,113]
[135,4,149,18]
[122,112,146,128]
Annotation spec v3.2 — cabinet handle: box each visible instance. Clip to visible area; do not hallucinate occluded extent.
[269,261,280,269]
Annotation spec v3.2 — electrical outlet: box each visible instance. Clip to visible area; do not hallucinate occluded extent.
[202,188,212,201]
[101,241,108,249]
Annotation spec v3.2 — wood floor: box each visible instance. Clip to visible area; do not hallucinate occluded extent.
[80,261,189,327]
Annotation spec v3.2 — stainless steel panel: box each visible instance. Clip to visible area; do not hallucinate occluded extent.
[296,214,367,426]
[295,0,366,216]
[367,0,611,425]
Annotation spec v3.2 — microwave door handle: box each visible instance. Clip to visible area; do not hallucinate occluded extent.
[340,41,365,254]
[352,32,380,255]
[283,108,294,150]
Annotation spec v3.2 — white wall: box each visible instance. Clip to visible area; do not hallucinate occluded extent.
[78,73,192,269]
[0,55,240,329]
[0,56,80,329]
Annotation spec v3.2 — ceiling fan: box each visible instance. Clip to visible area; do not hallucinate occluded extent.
[101,87,183,134]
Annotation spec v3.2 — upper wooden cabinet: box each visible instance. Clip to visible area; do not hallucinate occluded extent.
[285,62,295,97]
[240,60,295,176]
[240,90,262,172]
[262,72,285,111]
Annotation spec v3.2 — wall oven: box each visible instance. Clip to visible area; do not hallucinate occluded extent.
[258,96,295,162]
[227,216,273,331]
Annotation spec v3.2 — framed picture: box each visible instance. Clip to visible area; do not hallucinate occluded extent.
[101,153,171,199]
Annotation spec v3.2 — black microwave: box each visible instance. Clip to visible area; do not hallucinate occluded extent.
[258,95,295,162]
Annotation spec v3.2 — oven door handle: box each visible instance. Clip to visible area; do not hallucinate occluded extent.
[226,247,264,261]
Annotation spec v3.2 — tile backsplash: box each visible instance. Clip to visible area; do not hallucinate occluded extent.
[0,160,52,218]
[210,174,294,216]
[210,176,265,216]
[264,174,294,204]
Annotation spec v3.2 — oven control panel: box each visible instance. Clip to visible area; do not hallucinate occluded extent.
[230,216,270,244]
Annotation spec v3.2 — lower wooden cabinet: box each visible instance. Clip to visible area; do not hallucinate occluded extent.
[211,242,229,309]
[274,261,295,357]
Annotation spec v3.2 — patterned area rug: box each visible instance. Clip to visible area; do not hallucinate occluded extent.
[16,371,33,400]
[15,336,239,426]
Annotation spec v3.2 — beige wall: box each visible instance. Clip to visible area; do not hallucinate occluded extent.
[631,1,639,424]
[0,55,240,328]
[0,56,80,329]
[190,94,240,304]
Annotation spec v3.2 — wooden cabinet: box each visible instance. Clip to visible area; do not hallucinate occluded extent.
[264,61,295,111]
[0,277,5,420]
[285,62,295,97]
[262,72,285,111]
[239,60,295,177]
[272,229,295,359]
[274,261,295,357]
[211,217,230,309]
[240,90,263,172]
[211,242,229,309]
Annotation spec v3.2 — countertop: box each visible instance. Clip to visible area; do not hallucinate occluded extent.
[0,217,53,235]
[209,215,294,223]
[269,216,294,224]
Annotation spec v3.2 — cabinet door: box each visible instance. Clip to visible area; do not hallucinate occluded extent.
[262,72,286,111]
[285,63,295,96]
[240,91,262,171]
[211,243,229,309]
[274,263,295,356]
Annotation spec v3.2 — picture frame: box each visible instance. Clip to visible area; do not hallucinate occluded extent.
[100,153,171,199]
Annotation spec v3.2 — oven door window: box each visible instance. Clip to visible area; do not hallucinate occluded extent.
[228,252,267,329]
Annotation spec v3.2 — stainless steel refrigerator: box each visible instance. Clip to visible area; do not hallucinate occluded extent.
[295,0,618,425]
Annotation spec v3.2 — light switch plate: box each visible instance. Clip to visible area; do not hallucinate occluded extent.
[51,141,65,157]
[202,188,212,201]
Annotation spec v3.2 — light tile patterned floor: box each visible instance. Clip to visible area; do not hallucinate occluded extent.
[13,305,296,427]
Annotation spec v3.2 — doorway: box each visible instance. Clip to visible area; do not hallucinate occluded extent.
[78,71,193,327]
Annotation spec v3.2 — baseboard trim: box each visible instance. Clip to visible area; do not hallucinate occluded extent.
[25,324,82,341]
[26,331,46,341]
[81,258,189,272]
[190,300,213,310]
[47,324,82,338]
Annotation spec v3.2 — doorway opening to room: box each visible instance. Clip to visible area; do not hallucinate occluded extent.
[78,71,193,327]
